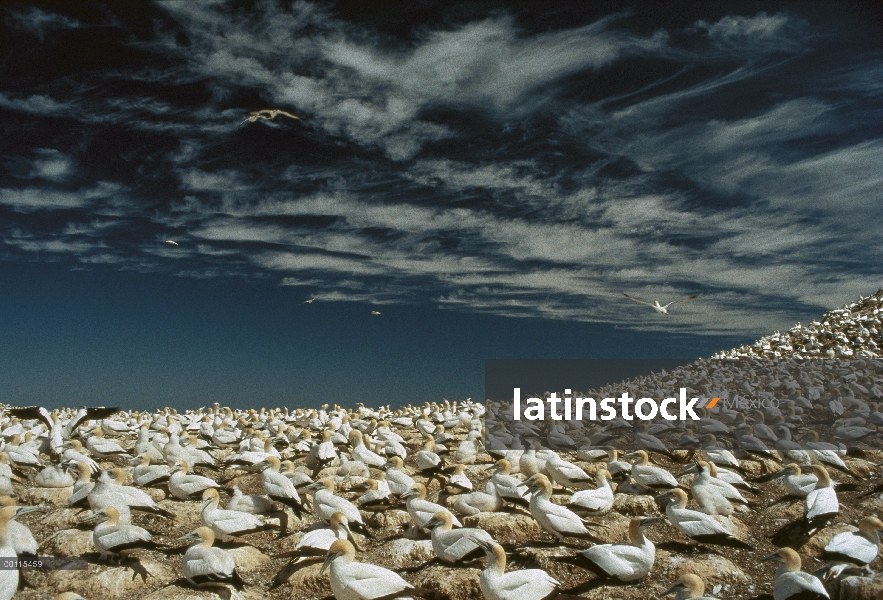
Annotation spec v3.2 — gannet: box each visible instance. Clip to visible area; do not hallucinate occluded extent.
[544,453,593,489]
[473,537,573,600]
[200,488,275,542]
[445,464,473,494]
[451,480,502,516]
[370,311,381,316]
[88,468,175,519]
[425,511,494,565]
[761,548,830,600]
[165,240,179,246]
[822,516,883,565]
[0,506,19,600]
[348,430,385,468]
[168,460,220,500]
[321,539,427,600]
[526,474,604,543]
[272,512,355,588]
[622,293,698,314]
[83,506,162,563]
[660,488,753,549]
[302,297,320,304]
[131,453,172,487]
[554,516,666,582]
[227,485,276,515]
[660,574,715,600]
[767,463,818,498]
[401,483,462,530]
[568,468,614,514]
[180,526,245,592]
[625,450,679,491]
[34,463,74,488]
[256,456,305,518]
[353,479,395,512]
[680,462,737,515]
[383,456,416,496]
[84,427,128,457]
[304,478,371,537]
[0,498,43,555]
[486,459,531,507]
[239,109,301,127]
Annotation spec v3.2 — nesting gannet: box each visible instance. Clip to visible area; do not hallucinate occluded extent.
[554,516,666,582]
[625,450,679,491]
[304,478,371,537]
[353,479,395,512]
[487,459,531,507]
[227,485,276,515]
[568,468,614,514]
[526,474,604,544]
[131,453,172,487]
[473,537,574,600]
[401,483,462,531]
[61,440,99,474]
[622,293,698,314]
[200,488,275,542]
[88,468,175,519]
[770,464,840,547]
[451,480,502,516]
[169,461,220,500]
[34,463,74,488]
[349,430,385,468]
[680,462,736,515]
[660,574,714,600]
[256,456,305,518]
[544,453,593,489]
[767,463,818,498]
[83,506,162,563]
[761,548,830,600]
[180,526,245,592]
[425,511,494,565]
[321,539,428,599]
[822,516,883,565]
[0,506,19,600]
[0,498,42,555]
[660,488,753,549]
[6,405,119,457]
[383,456,416,496]
[84,428,128,458]
[239,109,301,127]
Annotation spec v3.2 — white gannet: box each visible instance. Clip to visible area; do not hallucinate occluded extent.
[554,516,666,582]
[660,573,715,600]
[83,506,161,563]
[768,463,818,498]
[227,485,276,515]
[0,506,19,600]
[568,468,614,514]
[240,109,301,127]
[625,450,679,491]
[88,468,175,519]
[426,511,494,565]
[822,516,883,565]
[349,430,385,468]
[200,488,274,542]
[304,478,371,538]
[62,440,99,474]
[165,240,179,246]
[34,463,75,488]
[131,453,172,487]
[84,427,128,458]
[180,526,246,592]
[487,459,531,507]
[0,498,43,555]
[383,456,416,496]
[622,293,698,314]
[660,489,753,550]
[168,460,220,500]
[761,548,829,600]
[401,483,462,531]
[526,474,604,544]
[272,512,354,587]
[473,537,570,600]
[321,539,425,600]
[256,456,305,518]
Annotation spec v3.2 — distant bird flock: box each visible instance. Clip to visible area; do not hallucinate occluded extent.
[0,290,881,600]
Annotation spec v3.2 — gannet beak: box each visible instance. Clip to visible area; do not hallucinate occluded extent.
[320,551,338,576]
[761,552,781,563]
[82,511,107,524]
[660,582,684,598]
[640,516,668,526]
[400,488,418,499]
[14,505,46,517]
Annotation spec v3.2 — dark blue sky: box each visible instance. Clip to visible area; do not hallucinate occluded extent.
[1,2,880,410]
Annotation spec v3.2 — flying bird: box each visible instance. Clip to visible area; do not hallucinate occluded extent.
[165,240,179,246]
[370,311,381,316]
[240,109,301,127]
[622,293,698,314]
[303,297,320,305]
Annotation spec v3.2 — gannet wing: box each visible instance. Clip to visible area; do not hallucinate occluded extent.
[6,406,55,430]
[622,293,655,307]
[664,295,699,308]
[275,110,300,120]
[345,564,412,597]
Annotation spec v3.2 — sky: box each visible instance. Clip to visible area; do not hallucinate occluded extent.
[1,1,881,411]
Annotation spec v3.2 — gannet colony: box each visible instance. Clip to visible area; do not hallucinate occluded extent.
[1,289,882,600]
